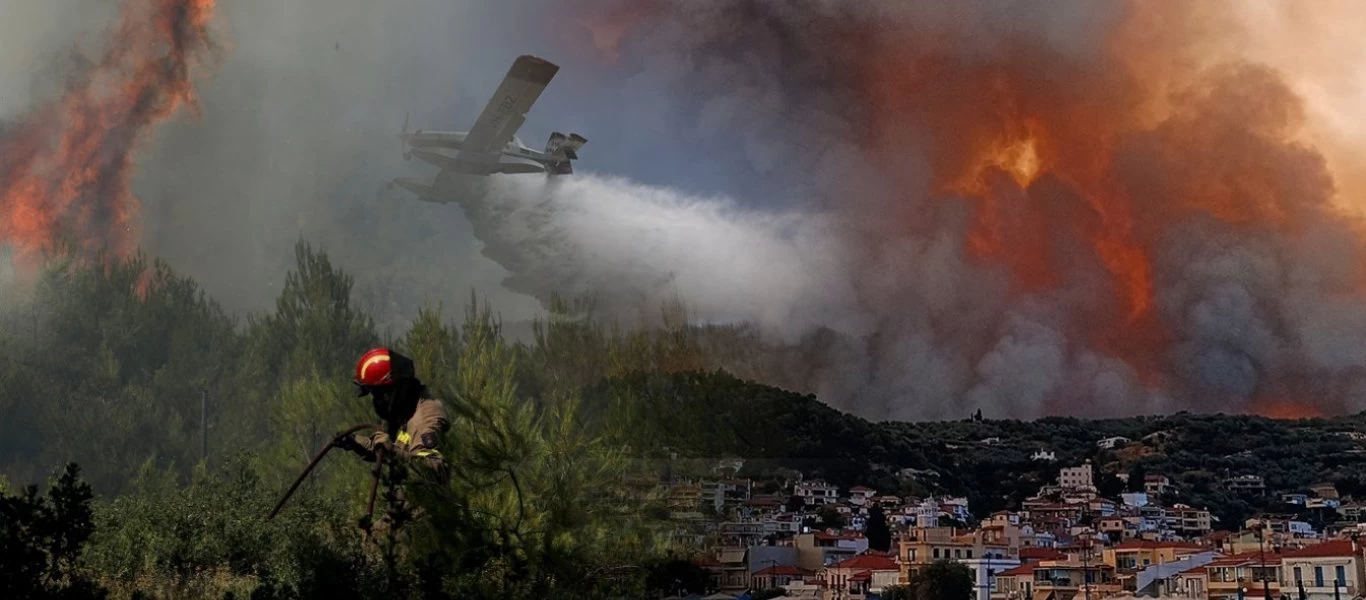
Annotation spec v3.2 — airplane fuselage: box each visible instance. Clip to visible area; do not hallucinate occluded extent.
[403,131,553,165]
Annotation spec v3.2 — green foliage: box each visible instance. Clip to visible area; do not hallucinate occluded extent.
[83,457,384,599]
[866,504,892,552]
[908,560,974,600]
[0,463,106,599]
[403,302,666,598]
[0,251,242,493]
[816,505,846,530]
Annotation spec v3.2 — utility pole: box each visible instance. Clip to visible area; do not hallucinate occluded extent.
[1081,530,1093,600]
[1257,521,1272,600]
[200,388,208,462]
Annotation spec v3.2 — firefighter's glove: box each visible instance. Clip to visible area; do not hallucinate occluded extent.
[370,431,394,455]
[333,431,364,454]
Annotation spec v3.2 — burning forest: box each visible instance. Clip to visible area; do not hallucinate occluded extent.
[0,0,216,269]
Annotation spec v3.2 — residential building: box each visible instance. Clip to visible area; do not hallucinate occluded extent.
[848,486,877,506]
[1103,540,1204,573]
[962,556,1023,600]
[1134,551,1219,596]
[1308,497,1343,510]
[752,565,812,590]
[908,498,941,528]
[1030,554,1122,600]
[795,480,840,506]
[941,497,972,522]
[1280,539,1366,600]
[1173,505,1213,536]
[1018,547,1068,564]
[1088,498,1119,518]
[1339,504,1366,521]
[794,531,869,571]
[1121,492,1150,508]
[1098,517,1137,541]
[1310,483,1341,500]
[1097,436,1131,450]
[898,526,1014,584]
[1202,553,1282,600]
[695,547,752,594]
[1225,474,1267,495]
[1144,474,1172,497]
[1172,560,1211,599]
[1059,463,1095,491]
[822,553,900,599]
[1283,493,1310,507]
[991,563,1036,600]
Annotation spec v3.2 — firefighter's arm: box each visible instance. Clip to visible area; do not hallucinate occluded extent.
[334,431,382,462]
[406,403,451,483]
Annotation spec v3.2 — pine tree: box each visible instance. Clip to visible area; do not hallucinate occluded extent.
[866,503,892,552]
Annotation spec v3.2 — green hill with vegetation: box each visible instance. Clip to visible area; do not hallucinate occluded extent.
[589,368,1366,528]
[2,244,1364,597]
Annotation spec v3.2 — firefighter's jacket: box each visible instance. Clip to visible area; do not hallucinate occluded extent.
[353,398,450,484]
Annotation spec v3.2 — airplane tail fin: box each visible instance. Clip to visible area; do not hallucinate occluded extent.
[545,132,587,175]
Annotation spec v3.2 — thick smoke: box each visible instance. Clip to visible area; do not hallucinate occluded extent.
[425,0,1366,419]
[5,0,1366,420]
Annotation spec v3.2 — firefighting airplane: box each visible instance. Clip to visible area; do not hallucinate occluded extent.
[387,54,587,203]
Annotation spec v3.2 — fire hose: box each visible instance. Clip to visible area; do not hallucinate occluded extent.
[267,422,381,520]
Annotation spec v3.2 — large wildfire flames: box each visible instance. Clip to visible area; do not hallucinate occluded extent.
[568,0,1366,419]
[0,0,216,269]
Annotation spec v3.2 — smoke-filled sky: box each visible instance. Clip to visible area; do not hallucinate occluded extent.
[4,0,1366,420]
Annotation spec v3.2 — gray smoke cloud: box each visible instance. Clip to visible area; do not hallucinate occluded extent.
[431,0,1366,420]
[6,0,1366,420]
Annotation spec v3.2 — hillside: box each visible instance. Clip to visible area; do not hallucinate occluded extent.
[588,370,1366,528]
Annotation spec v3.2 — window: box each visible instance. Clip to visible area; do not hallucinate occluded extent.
[967,550,974,559]
[1338,566,1347,586]
[1316,567,1325,587]
[1295,567,1303,584]
[955,549,962,559]
[934,548,940,559]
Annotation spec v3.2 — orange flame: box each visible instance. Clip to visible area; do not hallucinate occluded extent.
[1250,399,1325,421]
[560,0,1366,412]
[573,1,653,63]
[0,0,216,272]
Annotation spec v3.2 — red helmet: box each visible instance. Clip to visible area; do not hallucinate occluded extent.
[353,347,416,396]
[355,347,394,387]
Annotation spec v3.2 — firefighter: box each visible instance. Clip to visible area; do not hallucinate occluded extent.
[336,347,451,486]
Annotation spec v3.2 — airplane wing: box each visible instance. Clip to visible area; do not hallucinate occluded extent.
[453,55,560,174]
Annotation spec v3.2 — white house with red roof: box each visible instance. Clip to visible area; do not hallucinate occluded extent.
[822,552,901,599]
[1280,539,1366,600]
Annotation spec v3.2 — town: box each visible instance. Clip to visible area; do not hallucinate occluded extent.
[667,450,1365,600]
